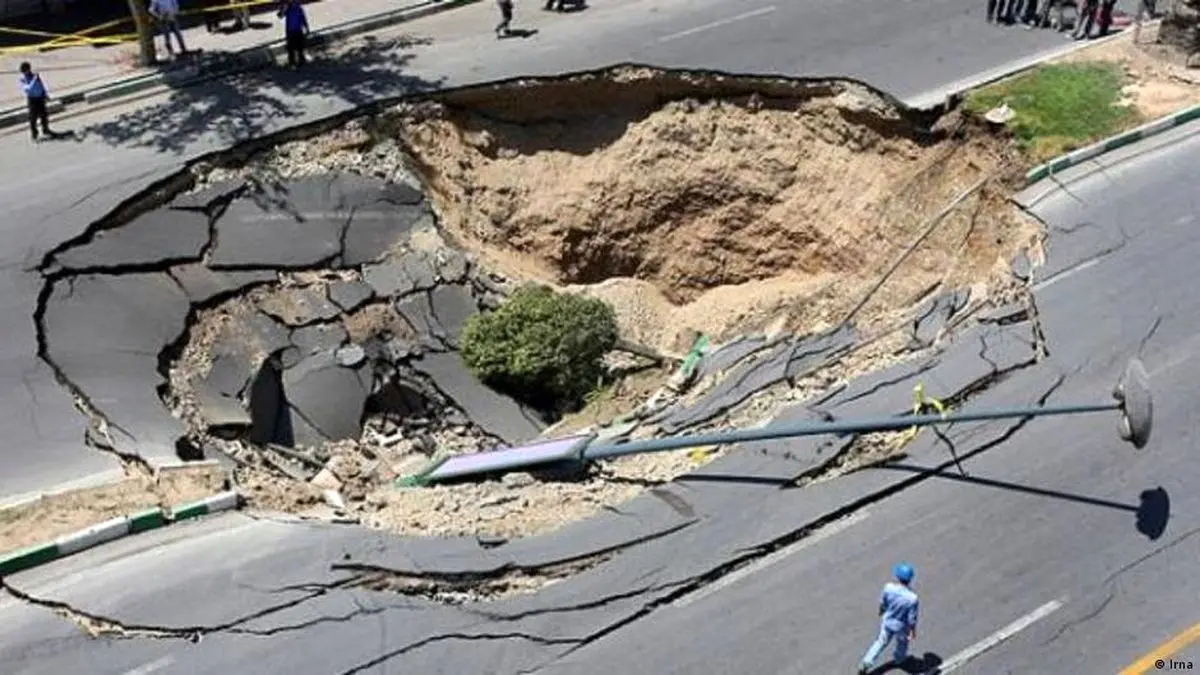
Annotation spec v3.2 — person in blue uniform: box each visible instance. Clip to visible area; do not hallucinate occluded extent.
[858,562,920,674]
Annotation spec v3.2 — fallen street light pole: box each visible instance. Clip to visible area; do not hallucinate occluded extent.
[583,358,1154,461]
[403,359,1152,486]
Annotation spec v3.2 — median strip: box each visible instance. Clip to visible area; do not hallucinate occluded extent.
[958,24,1200,186]
[0,490,242,576]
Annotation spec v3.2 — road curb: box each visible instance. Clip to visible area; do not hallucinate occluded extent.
[1025,103,1200,185]
[0,0,480,130]
[0,490,242,577]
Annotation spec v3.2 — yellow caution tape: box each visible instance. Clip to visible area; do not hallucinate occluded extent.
[687,445,719,463]
[895,382,948,446]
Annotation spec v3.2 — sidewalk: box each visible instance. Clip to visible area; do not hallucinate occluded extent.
[0,0,467,111]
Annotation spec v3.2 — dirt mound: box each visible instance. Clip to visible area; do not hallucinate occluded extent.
[383,67,1032,352]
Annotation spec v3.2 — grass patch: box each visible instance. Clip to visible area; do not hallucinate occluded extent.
[965,62,1141,161]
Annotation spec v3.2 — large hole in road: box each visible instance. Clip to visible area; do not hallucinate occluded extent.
[157,66,1037,544]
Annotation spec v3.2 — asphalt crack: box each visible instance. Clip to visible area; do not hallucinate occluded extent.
[0,574,359,642]
[332,519,695,605]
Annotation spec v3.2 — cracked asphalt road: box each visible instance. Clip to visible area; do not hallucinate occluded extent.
[0,0,1190,673]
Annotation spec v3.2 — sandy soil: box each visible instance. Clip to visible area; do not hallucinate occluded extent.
[393,87,1033,354]
[1054,24,1200,118]
[0,465,228,554]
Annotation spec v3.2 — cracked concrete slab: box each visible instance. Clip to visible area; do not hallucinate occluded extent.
[1038,220,1127,283]
[42,273,192,456]
[691,404,853,483]
[815,355,938,419]
[201,349,255,398]
[51,208,211,272]
[209,176,365,269]
[327,279,375,312]
[660,339,795,434]
[785,324,858,381]
[396,290,449,350]
[170,263,276,304]
[362,249,439,299]
[195,385,253,429]
[171,178,246,211]
[259,287,343,327]
[282,349,372,446]
[428,283,479,348]
[291,323,349,359]
[410,352,544,445]
[696,335,769,381]
[341,206,431,268]
[909,288,969,349]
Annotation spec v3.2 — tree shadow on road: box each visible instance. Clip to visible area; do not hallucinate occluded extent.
[880,463,1171,541]
[78,34,445,155]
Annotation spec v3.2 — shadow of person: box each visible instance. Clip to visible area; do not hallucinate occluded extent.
[44,130,78,141]
[869,652,943,673]
[1136,486,1169,540]
[499,28,540,38]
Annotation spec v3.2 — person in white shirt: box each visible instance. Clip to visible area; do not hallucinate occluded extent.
[149,0,187,58]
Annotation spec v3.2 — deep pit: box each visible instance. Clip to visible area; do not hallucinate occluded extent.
[120,67,1039,541]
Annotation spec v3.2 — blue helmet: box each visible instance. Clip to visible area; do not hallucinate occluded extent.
[893,562,915,583]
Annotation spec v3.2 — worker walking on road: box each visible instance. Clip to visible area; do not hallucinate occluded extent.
[19,62,53,142]
[495,0,515,37]
[858,563,920,674]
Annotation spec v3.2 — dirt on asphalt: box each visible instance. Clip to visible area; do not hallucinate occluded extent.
[0,464,228,555]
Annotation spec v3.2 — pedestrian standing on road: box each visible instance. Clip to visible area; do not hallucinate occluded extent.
[278,0,310,67]
[1074,0,1100,37]
[1096,0,1117,35]
[496,0,515,37]
[148,0,188,59]
[858,563,919,675]
[18,62,53,142]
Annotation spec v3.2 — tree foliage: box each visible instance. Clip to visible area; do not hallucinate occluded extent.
[461,285,619,412]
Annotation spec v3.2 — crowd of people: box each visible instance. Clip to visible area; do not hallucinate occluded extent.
[986,0,1150,40]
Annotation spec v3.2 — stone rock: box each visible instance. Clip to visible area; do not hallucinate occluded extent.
[435,249,470,283]
[259,287,342,326]
[327,280,375,312]
[336,344,366,367]
[291,323,349,358]
[311,467,343,491]
[501,472,536,489]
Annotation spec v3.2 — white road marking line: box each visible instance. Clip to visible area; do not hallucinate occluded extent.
[122,655,176,675]
[937,598,1065,673]
[656,6,777,43]
[671,511,869,609]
